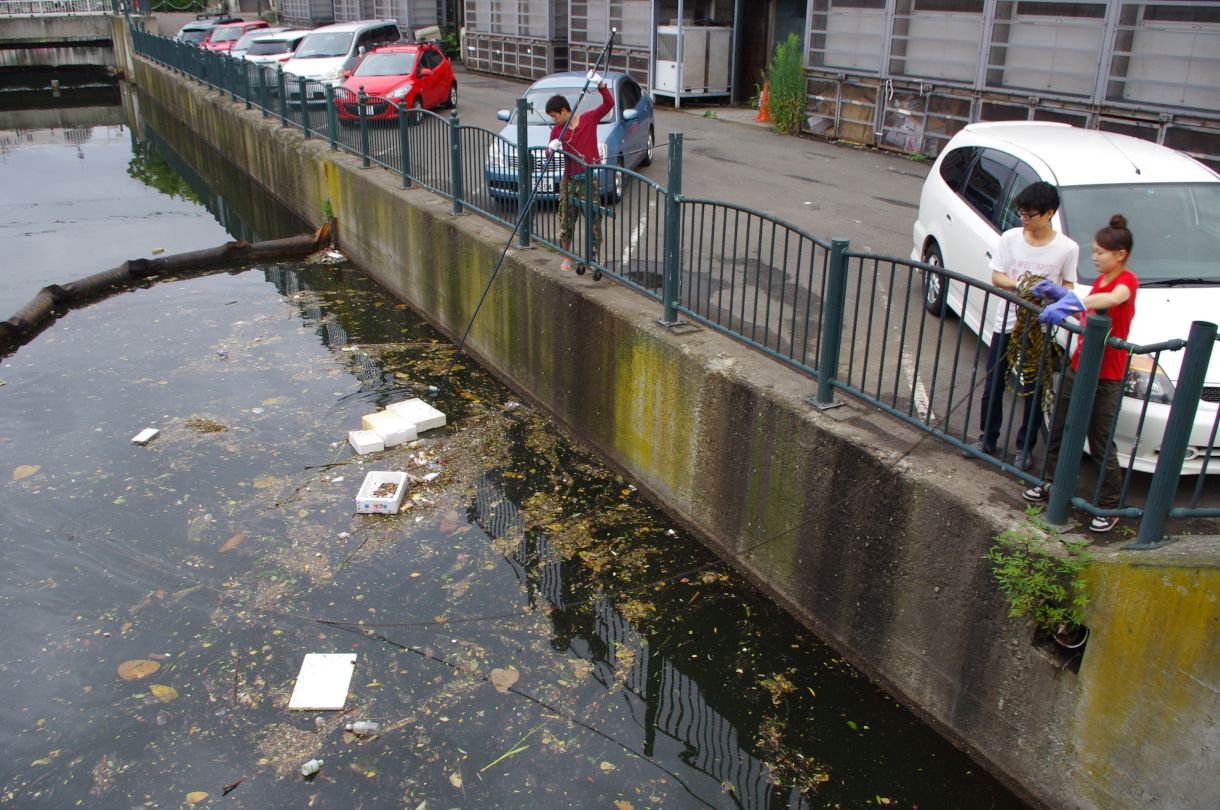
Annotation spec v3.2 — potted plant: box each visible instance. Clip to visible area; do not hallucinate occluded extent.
[985,507,1091,648]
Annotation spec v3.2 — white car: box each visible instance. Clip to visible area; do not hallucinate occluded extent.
[281,19,400,104]
[911,122,1220,474]
[242,29,310,65]
[231,26,289,60]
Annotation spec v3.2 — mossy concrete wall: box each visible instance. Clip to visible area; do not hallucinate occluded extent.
[132,56,1220,810]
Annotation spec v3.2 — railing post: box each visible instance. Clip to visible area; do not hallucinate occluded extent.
[326,85,338,151]
[277,66,287,128]
[241,59,250,109]
[659,132,683,326]
[812,238,850,409]
[515,97,531,248]
[449,111,463,215]
[398,101,411,186]
[297,76,309,133]
[258,64,268,118]
[583,169,596,268]
[358,88,371,167]
[1046,313,1111,528]
[1129,320,1218,548]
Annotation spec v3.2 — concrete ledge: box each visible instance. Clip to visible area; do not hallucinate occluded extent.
[132,55,1220,810]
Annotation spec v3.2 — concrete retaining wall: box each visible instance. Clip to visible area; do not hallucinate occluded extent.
[131,56,1220,810]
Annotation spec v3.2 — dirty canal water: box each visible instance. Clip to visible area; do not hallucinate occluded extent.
[0,98,1028,809]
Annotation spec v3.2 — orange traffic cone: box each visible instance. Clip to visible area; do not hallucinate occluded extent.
[755,82,772,123]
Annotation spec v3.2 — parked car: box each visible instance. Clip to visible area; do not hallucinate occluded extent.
[230,26,289,60]
[281,19,401,105]
[334,42,456,122]
[911,121,1220,473]
[201,20,270,52]
[173,16,242,47]
[242,29,311,65]
[484,71,654,203]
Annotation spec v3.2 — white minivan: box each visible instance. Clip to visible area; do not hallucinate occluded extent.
[911,122,1220,474]
[281,19,401,103]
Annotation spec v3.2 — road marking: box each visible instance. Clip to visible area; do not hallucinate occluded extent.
[873,283,933,423]
[621,199,654,268]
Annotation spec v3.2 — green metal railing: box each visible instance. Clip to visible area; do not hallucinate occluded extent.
[130,28,1219,546]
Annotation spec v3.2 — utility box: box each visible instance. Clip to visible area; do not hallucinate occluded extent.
[654,25,731,98]
[281,0,335,29]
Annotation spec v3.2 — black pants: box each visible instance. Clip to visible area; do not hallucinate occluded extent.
[1044,366,1124,508]
[978,331,1042,451]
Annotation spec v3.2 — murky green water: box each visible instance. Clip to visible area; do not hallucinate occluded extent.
[0,93,1028,809]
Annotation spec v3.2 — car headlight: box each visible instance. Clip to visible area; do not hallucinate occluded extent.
[386,84,411,100]
[321,66,345,83]
[486,143,511,172]
[1123,355,1175,405]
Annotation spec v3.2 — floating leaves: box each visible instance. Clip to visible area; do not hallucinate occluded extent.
[488,666,519,694]
[185,791,208,804]
[12,464,39,482]
[149,684,179,703]
[117,659,161,681]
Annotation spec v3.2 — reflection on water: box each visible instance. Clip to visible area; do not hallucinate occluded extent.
[0,260,1026,808]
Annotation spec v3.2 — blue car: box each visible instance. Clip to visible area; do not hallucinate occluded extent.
[484,71,655,203]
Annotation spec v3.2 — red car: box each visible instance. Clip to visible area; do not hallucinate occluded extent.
[202,20,270,52]
[335,42,456,122]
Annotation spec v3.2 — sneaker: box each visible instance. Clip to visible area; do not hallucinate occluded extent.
[560,258,574,272]
[1022,483,1049,503]
[1014,450,1033,472]
[960,437,994,459]
[1089,515,1119,533]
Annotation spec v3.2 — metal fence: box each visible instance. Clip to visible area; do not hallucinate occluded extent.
[130,28,1219,547]
[0,0,121,13]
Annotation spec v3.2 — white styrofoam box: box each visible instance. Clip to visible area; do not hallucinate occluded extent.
[386,398,446,432]
[360,410,417,447]
[348,429,384,455]
[287,653,357,711]
[131,428,159,445]
[356,470,408,514]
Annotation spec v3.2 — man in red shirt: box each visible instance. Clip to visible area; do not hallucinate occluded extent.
[545,77,614,272]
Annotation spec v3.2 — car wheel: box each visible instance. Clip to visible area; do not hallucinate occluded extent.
[639,127,654,167]
[922,242,949,317]
[407,95,423,125]
[602,155,624,204]
[445,81,457,109]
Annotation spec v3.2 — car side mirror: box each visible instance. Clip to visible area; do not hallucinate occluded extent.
[623,108,639,121]
[419,67,433,77]
[496,109,511,122]
[343,70,351,78]
[358,45,366,55]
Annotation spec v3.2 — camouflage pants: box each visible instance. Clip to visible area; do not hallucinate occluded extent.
[557,173,601,261]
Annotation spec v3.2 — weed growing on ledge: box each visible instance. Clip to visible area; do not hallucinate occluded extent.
[985,507,1091,636]
[764,33,806,136]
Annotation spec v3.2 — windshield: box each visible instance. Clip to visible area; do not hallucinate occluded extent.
[210,27,245,43]
[180,29,208,44]
[354,52,416,77]
[247,39,292,56]
[234,29,275,51]
[295,32,353,59]
[1060,183,1220,282]
[516,86,617,126]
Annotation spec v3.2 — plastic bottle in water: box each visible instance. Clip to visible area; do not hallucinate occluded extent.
[345,720,380,736]
[300,758,323,777]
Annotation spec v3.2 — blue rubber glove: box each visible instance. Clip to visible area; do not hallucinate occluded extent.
[1031,279,1069,302]
[1038,292,1084,325]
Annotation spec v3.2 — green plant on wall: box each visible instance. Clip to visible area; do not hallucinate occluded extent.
[984,507,1091,636]
[321,199,334,223]
[764,33,806,136]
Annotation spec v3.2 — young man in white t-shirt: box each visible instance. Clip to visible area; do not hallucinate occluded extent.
[964,181,1078,471]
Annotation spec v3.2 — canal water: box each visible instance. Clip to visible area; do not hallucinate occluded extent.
[0,86,1028,808]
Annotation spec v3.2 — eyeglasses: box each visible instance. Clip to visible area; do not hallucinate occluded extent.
[1017,209,1046,219]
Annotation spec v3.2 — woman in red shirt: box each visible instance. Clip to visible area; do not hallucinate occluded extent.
[545,79,614,272]
[1023,214,1138,533]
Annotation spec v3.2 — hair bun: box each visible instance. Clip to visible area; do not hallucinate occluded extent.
[1109,214,1128,230]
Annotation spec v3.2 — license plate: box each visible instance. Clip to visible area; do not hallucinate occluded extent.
[364,105,376,116]
[538,177,554,193]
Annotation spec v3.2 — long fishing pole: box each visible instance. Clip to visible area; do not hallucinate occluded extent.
[427,30,619,404]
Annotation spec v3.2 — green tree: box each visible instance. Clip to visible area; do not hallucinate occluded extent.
[765,33,806,136]
[127,140,199,203]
